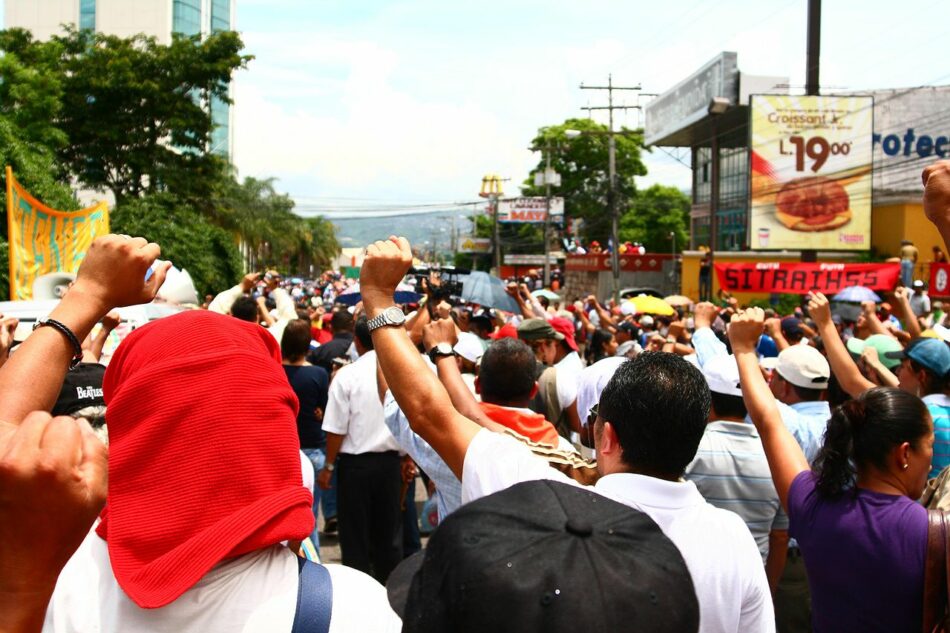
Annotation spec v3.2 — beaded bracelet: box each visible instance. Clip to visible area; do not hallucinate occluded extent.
[33,318,84,368]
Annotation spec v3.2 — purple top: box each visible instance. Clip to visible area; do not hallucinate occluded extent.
[788,471,928,633]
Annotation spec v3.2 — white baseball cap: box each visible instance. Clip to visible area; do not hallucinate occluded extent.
[703,355,743,397]
[454,332,484,364]
[774,345,830,390]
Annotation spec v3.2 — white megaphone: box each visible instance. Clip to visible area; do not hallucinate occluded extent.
[32,272,76,300]
[155,264,199,305]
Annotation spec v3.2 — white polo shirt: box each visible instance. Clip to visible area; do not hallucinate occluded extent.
[322,351,401,455]
[554,351,584,410]
[462,429,774,633]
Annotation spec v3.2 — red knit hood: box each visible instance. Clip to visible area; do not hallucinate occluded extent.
[98,310,313,608]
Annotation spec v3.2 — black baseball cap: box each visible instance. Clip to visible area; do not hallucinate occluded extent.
[52,362,106,416]
[392,480,699,633]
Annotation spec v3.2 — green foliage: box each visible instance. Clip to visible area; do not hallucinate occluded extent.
[523,118,648,243]
[110,194,243,297]
[747,294,803,315]
[0,27,251,205]
[619,184,690,253]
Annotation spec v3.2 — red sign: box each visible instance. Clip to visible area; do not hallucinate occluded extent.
[715,262,900,295]
[931,263,950,298]
[566,253,671,273]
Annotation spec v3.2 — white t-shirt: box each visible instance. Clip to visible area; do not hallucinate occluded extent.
[554,351,584,410]
[43,529,401,633]
[322,351,401,455]
[461,429,774,633]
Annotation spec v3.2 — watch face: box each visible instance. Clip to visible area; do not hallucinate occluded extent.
[385,306,406,324]
[436,342,454,355]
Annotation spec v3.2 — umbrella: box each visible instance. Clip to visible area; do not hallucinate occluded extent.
[335,282,421,306]
[833,286,882,303]
[626,294,675,316]
[461,272,520,313]
[532,289,561,301]
[663,295,693,308]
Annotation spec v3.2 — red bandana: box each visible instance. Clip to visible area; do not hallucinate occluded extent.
[98,310,313,608]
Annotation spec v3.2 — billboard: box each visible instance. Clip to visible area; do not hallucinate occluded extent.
[749,94,874,251]
[644,52,738,146]
[497,197,564,223]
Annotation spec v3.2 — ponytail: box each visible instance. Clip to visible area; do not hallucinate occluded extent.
[813,387,930,497]
[814,399,863,497]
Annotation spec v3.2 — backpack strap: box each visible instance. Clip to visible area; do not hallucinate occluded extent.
[292,557,333,633]
[923,509,948,633]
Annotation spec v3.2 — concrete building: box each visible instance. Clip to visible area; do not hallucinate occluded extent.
[644,52,949,300]
[5,0,235,158]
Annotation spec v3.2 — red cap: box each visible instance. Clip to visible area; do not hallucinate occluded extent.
[491,323,519,340]
[99,310,313,608]
[549,317,579,352]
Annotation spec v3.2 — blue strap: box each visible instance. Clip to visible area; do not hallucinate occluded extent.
[292,557,333,633]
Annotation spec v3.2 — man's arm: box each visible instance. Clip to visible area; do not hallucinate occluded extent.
[807,292,875,398]
[891,287,922,339]
[317,432,344,490]
[765,318,790,352]
[361,237,481,479]
[0,236,169,424]
[691,302,728,367]
[765,530,789,595]
[923,161,950,253]
[83,311,120,362]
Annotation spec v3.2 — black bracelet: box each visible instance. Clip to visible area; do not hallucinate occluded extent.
[34,318,84,368]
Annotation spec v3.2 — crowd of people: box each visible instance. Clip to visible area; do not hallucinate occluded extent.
[5,162,950,632]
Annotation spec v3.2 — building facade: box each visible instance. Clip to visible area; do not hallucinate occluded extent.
[5,0,235,158]
[644,52,948,299]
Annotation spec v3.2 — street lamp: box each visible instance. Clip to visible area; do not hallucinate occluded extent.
[532,145,563,288]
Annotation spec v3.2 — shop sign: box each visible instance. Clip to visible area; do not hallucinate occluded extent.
[497,197,564,223]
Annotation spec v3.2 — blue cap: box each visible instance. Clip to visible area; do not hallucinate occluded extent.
[757,334,779,358]
[885,338,950,378]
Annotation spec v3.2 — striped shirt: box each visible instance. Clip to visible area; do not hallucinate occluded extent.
[685,420,788,561]
[924,393,950,478]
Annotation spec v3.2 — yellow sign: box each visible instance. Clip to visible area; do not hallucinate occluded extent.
[749,95,873,251]
[6,166,110,300]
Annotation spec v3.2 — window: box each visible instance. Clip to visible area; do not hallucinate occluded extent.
[173,0,202,37]
[79,0,96,30]
[211,0,231,32]
[210,94,229,156]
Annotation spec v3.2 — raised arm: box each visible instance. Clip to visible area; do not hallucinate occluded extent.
[807,291,874,398]
[0,236,169,424]
[923,160,950,254]
[361,237,481,479]
[890,287,922,339]
[729,307,810,511]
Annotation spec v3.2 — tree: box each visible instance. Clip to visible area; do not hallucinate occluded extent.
[619,184,691,253]
[0,27,251,206]
[110,193,243,297]
[523,118,648,243]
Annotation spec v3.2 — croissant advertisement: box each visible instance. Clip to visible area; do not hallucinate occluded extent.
[749,94,874,251]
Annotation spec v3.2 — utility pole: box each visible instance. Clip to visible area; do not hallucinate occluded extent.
[579,75,648,301]
[480,174,506,275]
[802,0,821,263]
[543,149,553,288]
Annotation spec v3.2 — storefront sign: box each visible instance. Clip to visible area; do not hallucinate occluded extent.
[931,262,950,298]
[749,94,874,251]
[644,52,738,146]
[497,197,564,223]
[458,237,492,254]
[566,253,670,272]
[715,262,899,294]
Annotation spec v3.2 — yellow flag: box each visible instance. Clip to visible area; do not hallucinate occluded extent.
[6,166,110,300]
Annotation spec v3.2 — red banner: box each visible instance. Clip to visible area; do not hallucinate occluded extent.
[715,262,900,295]
[931,263,950,298]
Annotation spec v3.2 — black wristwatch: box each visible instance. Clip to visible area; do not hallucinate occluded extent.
[428,342,455,363]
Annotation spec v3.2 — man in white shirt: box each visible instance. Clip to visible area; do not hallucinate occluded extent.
[358,236,775,633]
[318,316,404,583]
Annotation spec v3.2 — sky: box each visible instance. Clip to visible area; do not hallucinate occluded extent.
[4,0,950,219]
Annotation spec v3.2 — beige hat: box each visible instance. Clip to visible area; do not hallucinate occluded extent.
[775,345,830,390]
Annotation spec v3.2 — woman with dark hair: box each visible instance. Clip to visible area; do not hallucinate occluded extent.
[587,328,617,364]
[730,308,933,633]
[282,318,331,546]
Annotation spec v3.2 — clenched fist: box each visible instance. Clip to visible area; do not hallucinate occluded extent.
[359,236,414,316]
